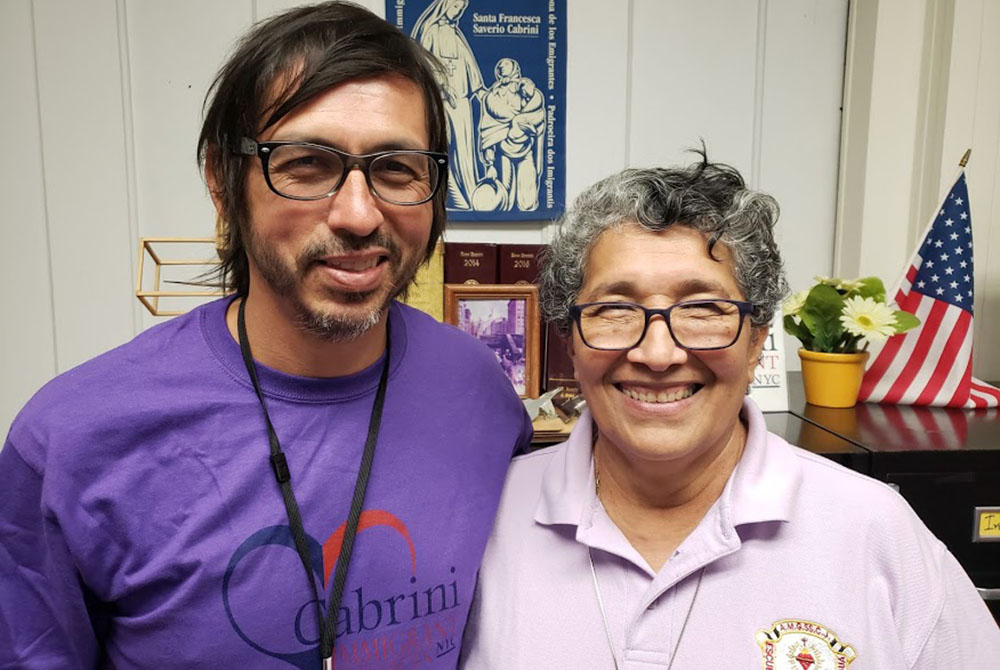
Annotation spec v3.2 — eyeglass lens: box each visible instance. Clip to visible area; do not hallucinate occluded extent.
[578,301,743,349]
[266,144,438,203]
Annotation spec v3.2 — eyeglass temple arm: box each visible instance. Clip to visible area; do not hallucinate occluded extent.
[237,138,258,156]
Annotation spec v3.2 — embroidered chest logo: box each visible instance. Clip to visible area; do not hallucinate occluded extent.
[756,619,857,670]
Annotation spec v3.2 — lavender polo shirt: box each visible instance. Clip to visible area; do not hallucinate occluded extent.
[461,399,1000,669]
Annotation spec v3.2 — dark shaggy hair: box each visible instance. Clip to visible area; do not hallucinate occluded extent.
[540,149,788,334]
[197,1,448,295]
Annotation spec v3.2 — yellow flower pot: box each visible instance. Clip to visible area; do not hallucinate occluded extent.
[798,349,870,408]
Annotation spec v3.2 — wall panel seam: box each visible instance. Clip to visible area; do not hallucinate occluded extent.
[976,95,999,361]
[29,0,59,374]
[971,0,989,323]
[116,0,142,336]
[623,0,634,168]
[833,0,863,277]
[750,0,768,190]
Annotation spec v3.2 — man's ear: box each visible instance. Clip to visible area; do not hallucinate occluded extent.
[203,150,225,217]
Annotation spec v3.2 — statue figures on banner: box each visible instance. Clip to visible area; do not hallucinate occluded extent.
[412,0,547,214]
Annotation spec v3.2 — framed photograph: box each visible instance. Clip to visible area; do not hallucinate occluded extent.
[444,284,541,398]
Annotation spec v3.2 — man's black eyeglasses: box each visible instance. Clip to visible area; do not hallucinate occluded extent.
[238,138,447,205]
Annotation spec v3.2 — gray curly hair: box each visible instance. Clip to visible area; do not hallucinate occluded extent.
[540,152,788,335]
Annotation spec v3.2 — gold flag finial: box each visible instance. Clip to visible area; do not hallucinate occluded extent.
[960,149,971,167]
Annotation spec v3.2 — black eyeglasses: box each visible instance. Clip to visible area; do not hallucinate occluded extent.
[238,138,448,205]
[569,299,756,351]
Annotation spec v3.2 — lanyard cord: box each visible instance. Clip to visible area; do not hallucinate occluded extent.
[587,547,704,670]
[237,297,392,663]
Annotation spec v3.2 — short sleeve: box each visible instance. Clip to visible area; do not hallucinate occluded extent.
[0,441,101,670]
[909,549,1000,669]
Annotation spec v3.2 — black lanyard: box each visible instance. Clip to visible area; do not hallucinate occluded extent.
[236,297,391,665]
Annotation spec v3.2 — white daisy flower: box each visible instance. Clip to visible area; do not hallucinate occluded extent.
[840,296,897,341]
[782,290,809,317]
[836,278,865,292]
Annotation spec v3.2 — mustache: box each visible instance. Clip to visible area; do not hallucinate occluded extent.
[297,231,401,268]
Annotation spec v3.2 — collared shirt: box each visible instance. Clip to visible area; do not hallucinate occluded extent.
[461,399,1000,669]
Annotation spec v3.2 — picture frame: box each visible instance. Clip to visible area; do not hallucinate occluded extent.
[444,284,541,398]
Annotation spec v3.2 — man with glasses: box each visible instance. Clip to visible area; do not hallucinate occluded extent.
[461,157,1000,668]
[0,3,531,669]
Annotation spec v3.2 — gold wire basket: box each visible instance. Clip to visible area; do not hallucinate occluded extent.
[135,237,226,316]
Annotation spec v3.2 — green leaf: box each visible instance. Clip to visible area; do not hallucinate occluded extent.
[783,314,813,348]
[840,334,863,354]
[799,284,845,352]
[892,310,921,333]
[855,276,887,302]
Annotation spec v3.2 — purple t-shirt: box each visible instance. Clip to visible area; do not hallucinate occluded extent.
[0,297,532,670]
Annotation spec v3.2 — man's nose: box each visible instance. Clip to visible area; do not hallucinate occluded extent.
[326,168,384,237]
[626,317,687,371]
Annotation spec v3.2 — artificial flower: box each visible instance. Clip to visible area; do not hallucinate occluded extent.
[840,296,897,341]
[782,290,809,317]
[836,278,865,292]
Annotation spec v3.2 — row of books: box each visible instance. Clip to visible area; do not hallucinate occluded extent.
[403,242,578,398]
[445,243,545,285]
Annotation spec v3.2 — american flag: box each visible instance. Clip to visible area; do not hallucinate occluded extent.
[858,172,1000,408]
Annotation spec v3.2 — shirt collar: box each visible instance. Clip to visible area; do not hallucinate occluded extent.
[533,398,802,531]
[534,409,597,527]
[723,398,802,526]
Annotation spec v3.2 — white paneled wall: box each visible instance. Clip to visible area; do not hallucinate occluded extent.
[630,0,760,169]
[1,0,849,436]
[1,0,57,436]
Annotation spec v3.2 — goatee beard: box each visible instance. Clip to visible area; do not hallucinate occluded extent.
[247,229,420,341]
[297,304,386,342]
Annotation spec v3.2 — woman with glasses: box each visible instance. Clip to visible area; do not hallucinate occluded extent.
[460,154,1000,669]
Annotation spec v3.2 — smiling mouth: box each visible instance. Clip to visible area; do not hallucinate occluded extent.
[617,384,701,404]
[318,255,386,271]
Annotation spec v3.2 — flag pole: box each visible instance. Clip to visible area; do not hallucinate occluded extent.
[887,149,974,301]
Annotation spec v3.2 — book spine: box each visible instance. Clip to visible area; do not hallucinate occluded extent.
[400,241,444,320]
[444,243,498,284]
[544,323,578,396]
[498,244,545,285]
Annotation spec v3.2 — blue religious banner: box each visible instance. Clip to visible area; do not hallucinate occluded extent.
[391,0,567,221]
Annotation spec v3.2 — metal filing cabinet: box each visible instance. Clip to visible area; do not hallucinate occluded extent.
[784,374,1000,621]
